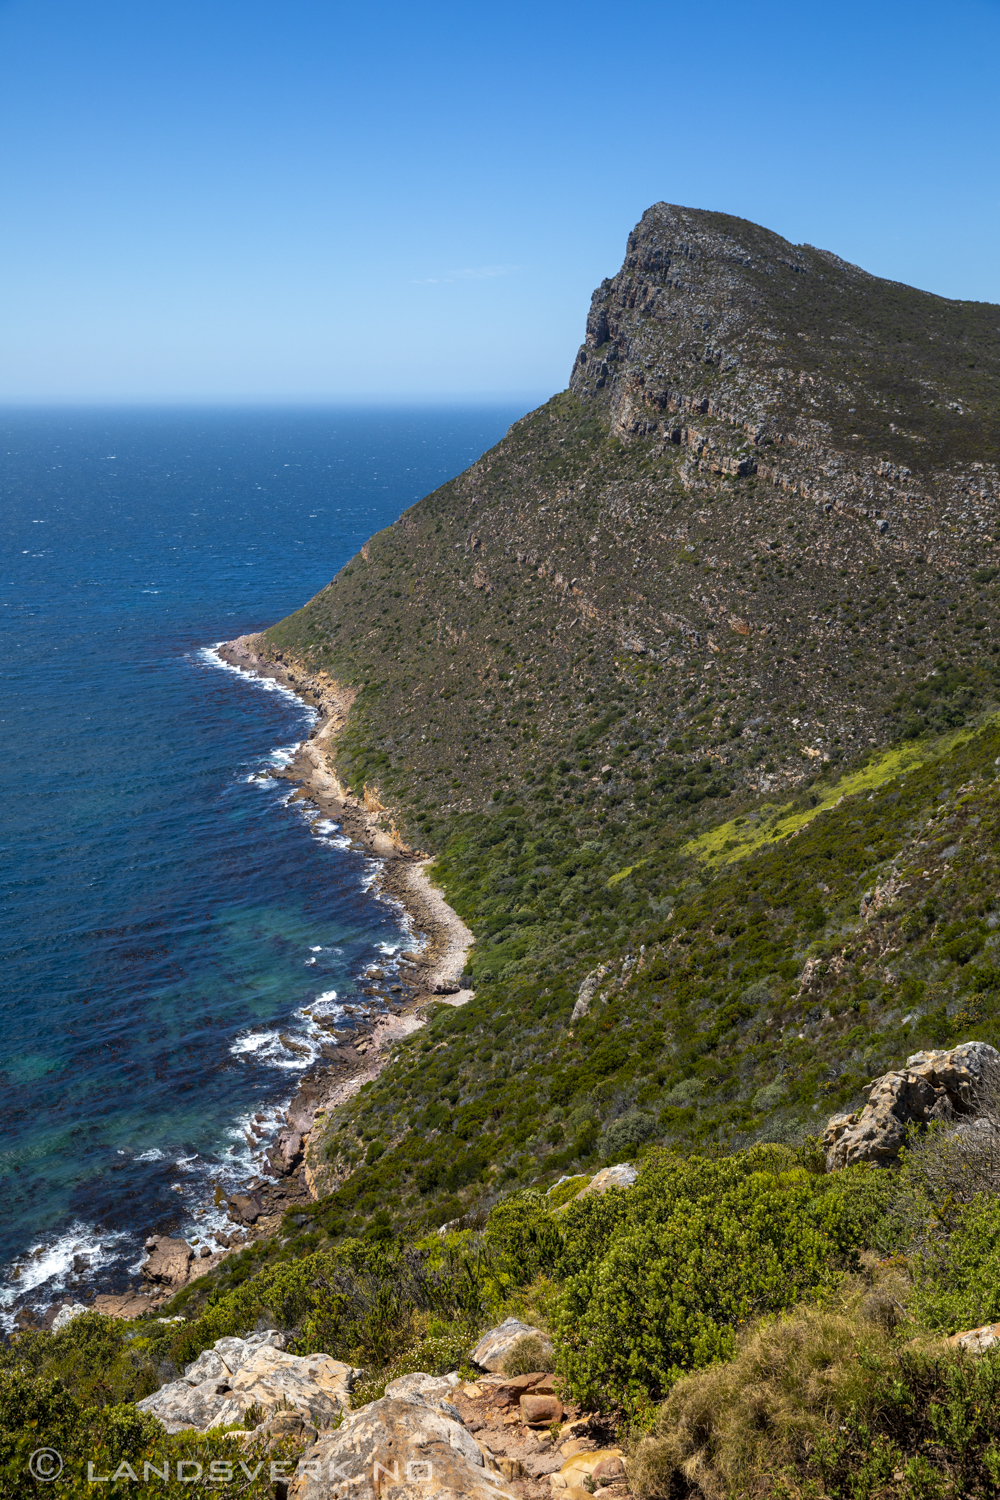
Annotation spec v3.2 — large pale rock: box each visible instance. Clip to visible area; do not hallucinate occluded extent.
[289,1391,516,1500]
[141,1236,194,1290]
[823,1042,1000,1170]
[136,1330,358,1435]
[51,1302,88,1332]
[575,1163,638,1197]
[948,1322,1000,1353]
[208,1347,357,1431]
[384,1372,461,1403]
[469,1318,554,1373]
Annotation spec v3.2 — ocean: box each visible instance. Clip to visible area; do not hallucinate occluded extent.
[0,405,522,1329]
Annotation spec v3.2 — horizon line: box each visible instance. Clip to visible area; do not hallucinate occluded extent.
[0,392,552,411]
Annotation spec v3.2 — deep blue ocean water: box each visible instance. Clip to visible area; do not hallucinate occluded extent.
[0,405,522,1326]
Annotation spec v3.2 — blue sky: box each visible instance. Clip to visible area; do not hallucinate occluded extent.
[1,0,998,403]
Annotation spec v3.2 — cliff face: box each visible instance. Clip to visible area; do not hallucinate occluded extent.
[252,206,1000,1240]
[574,202,1000,479]
[265,205,1000,828]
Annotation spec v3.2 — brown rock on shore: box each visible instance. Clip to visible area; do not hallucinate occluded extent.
[141,1236,194,1291]
[93,1291,156,1319]
[214,633,478,1202]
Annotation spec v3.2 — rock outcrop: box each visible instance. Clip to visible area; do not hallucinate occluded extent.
[269,1127,305,1176]
[136,1330,359,1434]
[289,1388,517,1500]
[574,1163,638,1197]
[823,1041,1000,1170]
[51,1301,88,1332]
[141,1236,195,1292]
[469,1318,555,1374]
[570,965,608,1023]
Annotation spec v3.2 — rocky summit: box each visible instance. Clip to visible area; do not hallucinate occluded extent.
[266,202,1000,820]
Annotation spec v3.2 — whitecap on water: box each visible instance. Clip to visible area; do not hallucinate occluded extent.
[269,743,301,768]
[134,1148,166,1163]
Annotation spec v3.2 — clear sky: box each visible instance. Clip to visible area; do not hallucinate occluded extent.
[1,0,998,404]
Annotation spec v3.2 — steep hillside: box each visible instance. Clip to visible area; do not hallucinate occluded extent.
[251,204,1000,1242]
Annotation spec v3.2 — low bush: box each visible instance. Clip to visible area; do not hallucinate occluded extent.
[502,1333,549,1376]
[549,1149,893,1417]
[630,1306,1000,1499]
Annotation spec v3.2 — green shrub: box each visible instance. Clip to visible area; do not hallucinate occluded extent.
[910,1192,1000,1333]
[598,1111,657,1158]
[549,1150,891,1416]
[630,1306,1000,1500]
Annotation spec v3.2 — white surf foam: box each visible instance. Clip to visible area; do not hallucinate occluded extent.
[0,1221,132,1331]
[229,1027,319,1071]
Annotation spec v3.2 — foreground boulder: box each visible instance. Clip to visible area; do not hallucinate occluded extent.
[290,1389,516,1500]
[469,1317,554,1373]
[136,1330,359,1434]
[823,1042,1000,1170]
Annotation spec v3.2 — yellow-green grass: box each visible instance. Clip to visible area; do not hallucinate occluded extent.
[684,711,1000,868]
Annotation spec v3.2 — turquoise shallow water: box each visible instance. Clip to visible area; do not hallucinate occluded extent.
[0,405,521,1326]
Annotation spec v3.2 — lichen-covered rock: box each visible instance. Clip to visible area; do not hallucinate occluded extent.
[469,1318,554,1373]
[136,1330,358,1434]
[383,1372,461,1404]
[823,1042,1000,1169]
[550,1450,626,1493]
[289,1391,516,1500]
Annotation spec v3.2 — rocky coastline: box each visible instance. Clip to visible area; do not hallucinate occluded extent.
[214,633,476,1200]
[37,632,475,1329]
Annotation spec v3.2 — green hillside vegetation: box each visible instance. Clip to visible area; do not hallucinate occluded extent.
[13,1138,1000,1496]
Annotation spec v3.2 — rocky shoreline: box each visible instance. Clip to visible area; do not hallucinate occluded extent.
[35,632,475,1330]
[213,634,476,1200]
